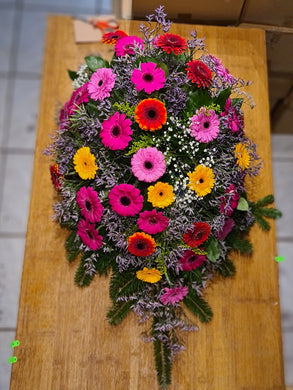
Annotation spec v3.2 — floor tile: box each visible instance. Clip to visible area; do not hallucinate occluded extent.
[15,10,47,74]
[282,331,293,385]
[277,241,293,331]
[0,331,15,390]
[272,161,293,238]
[0,237,25,328]
[7,78,40,150]
[0,153,34,234]
[0,78,8,148]
[272,134,293,160]
[0,8,15,72]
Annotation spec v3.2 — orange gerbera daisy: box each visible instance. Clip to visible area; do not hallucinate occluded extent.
[128,232,156,257]
[102,30,128,44]
[134,98,167,131]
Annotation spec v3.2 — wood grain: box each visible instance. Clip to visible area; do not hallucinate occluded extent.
[10,16,285,390]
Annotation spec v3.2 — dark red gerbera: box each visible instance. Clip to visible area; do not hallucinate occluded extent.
[183,222,211,247]
[186,60,213,89]
[102,30,128,44]
[179,250,207,271]
[155,33,188,55]
[50,164,63,191]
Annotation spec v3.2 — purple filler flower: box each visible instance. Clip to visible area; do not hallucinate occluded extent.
[87,68,116,101]
[160,285,189,305]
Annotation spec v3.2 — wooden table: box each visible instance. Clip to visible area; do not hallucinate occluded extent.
[10,16,285,390]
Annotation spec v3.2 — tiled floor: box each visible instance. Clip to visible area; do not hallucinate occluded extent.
[0,1,292,389]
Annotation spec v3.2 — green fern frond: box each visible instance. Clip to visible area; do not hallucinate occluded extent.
[183,289,213,323]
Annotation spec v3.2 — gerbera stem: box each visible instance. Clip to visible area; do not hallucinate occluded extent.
[164,271,172,286]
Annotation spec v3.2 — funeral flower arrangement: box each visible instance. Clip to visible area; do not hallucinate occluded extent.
[46,6,281,388]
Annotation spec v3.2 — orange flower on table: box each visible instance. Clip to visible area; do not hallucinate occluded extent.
[134,98,167,131]
[128,232,156,257]
[187,165,215,197]
[147,182,175,208]
[136,267,162,283]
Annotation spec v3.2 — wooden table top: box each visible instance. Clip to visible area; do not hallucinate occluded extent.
[10,16,285,390]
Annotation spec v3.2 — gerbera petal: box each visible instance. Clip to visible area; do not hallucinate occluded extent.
[108,183,143,216]
[73,147,98,180]
[100,112,133,150]
[131,147,166,182]
[134,98,167,131]
[128,232,156,257]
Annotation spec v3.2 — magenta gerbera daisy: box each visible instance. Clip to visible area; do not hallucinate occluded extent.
[137,209,169,234]
[178,249,207,271]
[100,112,133,150]
[108,183,143,217]
[131,62,166,94]
[76,186,104,223]
[160,285,189,305]
[131,147,166,182]
[114,35,144,57]
[190,108,220,143]
[87,68,116,101]
[77,219,103,250]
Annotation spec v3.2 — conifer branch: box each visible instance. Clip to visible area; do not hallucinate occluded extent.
[107,300,133,326]
[217,258,236,278]
[74,261,94,287]
[183,288,213,323]
[153,336,172,389]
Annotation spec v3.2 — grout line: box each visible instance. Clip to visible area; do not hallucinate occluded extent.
[0,71,41,80]
[0,328,16,332]
[0,147,35,155]
[273,157,293,163]
[0,232,26,238]
[276,237,293,243]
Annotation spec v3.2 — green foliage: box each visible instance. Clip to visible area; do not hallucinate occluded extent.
[214,87,231,110]
[125,134,154,156]
[107,300,133,325]
[206,237,220,262]
[153,335,172,389]
[217,258,236,278]
[74,261,94,287]
[95,251,114,276]
[109,270,143,301]
[67,69,78,81]
[186,89,213,113]
[65,230,80,263]
[112,101,135,117]
[227,234,253,254]
[183,288,213,323]
[250,194,282,231]
[85,56,109,72]
[237,197,249,211]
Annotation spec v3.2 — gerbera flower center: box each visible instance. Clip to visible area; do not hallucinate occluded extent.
[159,191,164,196]
[98,80,103,87]
[147,109,157,119]
[148,217,157,225]
[143,73,154,82]
[199,178,204,183]
[144,161,153,170]
[188,255,197,263]
[111,125,121,137]
[85,200,92,211]
[87,230,93,239]
[203,121,210,129]
[120,196,131,206]
[137,242,145,250]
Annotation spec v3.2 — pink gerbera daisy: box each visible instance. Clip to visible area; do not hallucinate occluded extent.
[178,249,207,271]
[100,112,133,150]
[190,108,220,143]
[131,147,166,182]
[77,219,103,250]
[114,36,144,57]
[131,62,166,94]
[108,183,143,217]
[87,68,116,101]
[137,209,169,234]
[160,285,189,305]
[76,186,104,223]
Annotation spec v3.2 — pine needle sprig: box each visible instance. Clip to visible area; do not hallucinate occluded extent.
[183,288,213,323]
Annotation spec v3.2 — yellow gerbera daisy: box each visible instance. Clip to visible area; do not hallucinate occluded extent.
[73,147,98,180]
[187,165,215,197]
[136,267,162,283]
[147,182,175,208]
[234,143,250,170]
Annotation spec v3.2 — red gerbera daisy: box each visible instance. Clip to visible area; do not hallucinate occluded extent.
[134,98,167,131]
[155,33,188,55]
[102,30,128,44]
[50,164,63,191]
[128,232,156,257]
[183,222,211,248]
[186,60,213,89]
